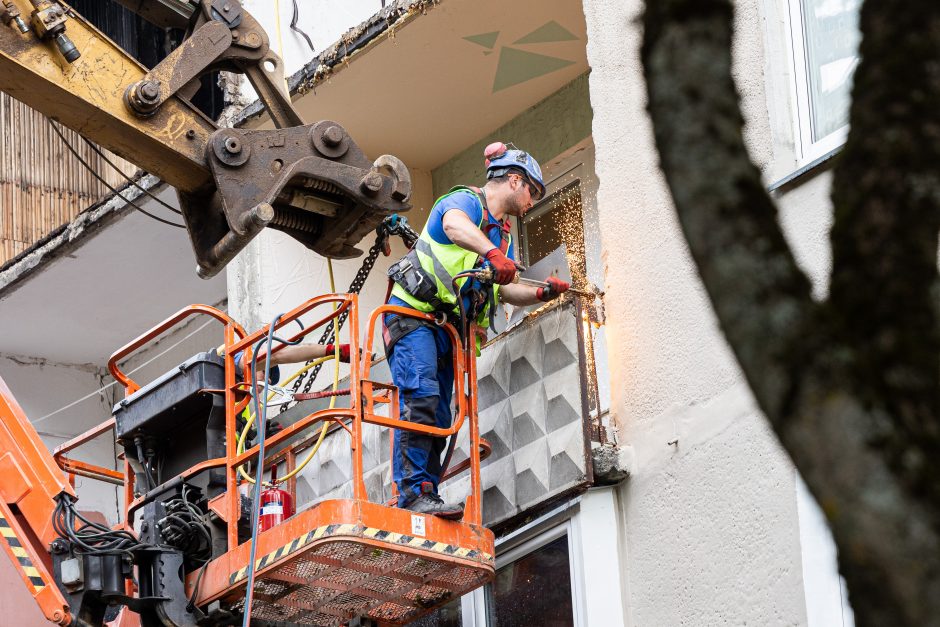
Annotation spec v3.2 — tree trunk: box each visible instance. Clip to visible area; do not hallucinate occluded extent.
[640,0,940,624]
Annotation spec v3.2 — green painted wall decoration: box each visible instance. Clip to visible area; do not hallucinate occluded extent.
[432,73,592,197]
[463,31,500,49]
[492,47,575,93]
[514,21,578,45]
[463,22,579,94]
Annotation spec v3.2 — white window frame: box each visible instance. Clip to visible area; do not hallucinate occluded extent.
[455,500,587,627]
[784,0,856,164]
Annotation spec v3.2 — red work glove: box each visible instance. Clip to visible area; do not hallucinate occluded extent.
[536,277,570,302]
[484,248,517,285]
[325,343,353,363]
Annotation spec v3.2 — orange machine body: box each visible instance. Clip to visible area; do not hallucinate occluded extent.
[0,294,494,626]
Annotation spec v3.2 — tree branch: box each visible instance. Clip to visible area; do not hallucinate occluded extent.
[640,0,817,420]
[641,0,940,624]
[827,0,940,489]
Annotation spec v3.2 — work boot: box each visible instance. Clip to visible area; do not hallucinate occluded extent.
[404,482,463,520]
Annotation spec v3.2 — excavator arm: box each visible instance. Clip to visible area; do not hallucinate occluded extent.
[0,4,495,627]
[0,0,412,277]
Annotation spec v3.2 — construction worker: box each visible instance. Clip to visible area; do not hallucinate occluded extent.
[231,342,355,384]
[384,143,570,519]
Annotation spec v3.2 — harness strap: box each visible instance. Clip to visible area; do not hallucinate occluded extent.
[465,185,511,255]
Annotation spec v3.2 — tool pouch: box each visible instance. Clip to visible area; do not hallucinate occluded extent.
[388,250,440,305]
[383,314,431,355]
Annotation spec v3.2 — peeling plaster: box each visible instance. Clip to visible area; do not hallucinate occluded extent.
[235,0,441,126]
[0,175,161,299]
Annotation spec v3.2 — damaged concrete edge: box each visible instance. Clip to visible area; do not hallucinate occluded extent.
[591,442,634,485]
[0,174,165,298]
[234,0,441,126]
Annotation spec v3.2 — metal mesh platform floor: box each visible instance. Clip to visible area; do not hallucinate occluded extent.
[226,535,493,625]
[199,500,495,625]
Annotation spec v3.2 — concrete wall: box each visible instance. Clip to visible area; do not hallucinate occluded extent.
[582,0,843,624]
[238,0,387,103]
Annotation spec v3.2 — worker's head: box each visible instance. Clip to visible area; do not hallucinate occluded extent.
[484,142,545,217]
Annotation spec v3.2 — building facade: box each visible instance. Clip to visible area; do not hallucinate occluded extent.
[0,0,862,624]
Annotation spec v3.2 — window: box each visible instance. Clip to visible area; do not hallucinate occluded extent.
[414,521,580,626]
[518,179,586,290]
[788,0,862,161]
[486,533,575,626]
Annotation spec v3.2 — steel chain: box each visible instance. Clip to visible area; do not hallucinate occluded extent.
[280,239,384,412]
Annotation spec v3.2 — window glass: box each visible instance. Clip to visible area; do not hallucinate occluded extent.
[520,182,586,286]
[800,0,862,142]
[409,596,463,626]
[486,535,573,627]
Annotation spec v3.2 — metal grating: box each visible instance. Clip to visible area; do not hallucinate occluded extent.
[226,537,493,626]
[405,584,453,608]
[429,564,488,588]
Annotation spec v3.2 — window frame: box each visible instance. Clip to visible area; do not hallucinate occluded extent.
[450,499,586,627]
[784,0,857,164]
[517,164,585,269]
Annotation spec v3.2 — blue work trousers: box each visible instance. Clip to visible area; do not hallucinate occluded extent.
[385,315,454,507]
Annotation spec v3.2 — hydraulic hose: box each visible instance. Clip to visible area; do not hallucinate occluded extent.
[242,315,281,627]
[269,258,342,485]
[235,355,334,483]
[235,258,344,486]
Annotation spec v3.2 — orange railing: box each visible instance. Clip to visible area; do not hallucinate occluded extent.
[51,293,487,547]
[362,304,485,525]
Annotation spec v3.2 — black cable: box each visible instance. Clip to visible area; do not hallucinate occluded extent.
[242,315,283,627]
[439,269,489,478]
[54,494,144,557]
[135,438,154,492]
[76,134,182,215]
[186,562,209,615]
[48,120,186,229]
[290,0,315,52]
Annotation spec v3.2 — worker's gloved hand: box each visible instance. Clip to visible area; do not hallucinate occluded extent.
[484,248,517,285]
[536,277,570,302]
[325,343,354,363]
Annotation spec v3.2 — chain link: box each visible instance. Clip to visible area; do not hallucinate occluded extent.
[280,216,417,412]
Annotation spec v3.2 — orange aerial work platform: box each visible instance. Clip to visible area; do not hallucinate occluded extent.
[0,294,494,627]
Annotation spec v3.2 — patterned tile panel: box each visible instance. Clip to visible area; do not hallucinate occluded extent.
[283,303,590,526]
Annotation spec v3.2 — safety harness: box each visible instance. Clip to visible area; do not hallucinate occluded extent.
[384,186,511,354]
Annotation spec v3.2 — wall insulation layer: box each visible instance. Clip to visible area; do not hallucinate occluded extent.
[0,95,138,265]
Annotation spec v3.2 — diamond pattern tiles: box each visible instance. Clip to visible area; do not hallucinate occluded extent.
[291,303,590,527]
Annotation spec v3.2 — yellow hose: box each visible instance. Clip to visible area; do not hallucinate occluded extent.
[235,356,333,483]
[236,258,344,485]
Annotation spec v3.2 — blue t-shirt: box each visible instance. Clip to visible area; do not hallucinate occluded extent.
[390,189,514,317]
[425,189,515,260]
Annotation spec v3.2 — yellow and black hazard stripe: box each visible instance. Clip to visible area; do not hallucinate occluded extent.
[0,509,46,593]
[228,523,493,586]
[362,527,492,562]
[229,523,358,586]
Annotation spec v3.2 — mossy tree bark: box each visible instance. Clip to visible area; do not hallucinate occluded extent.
[641,0,940,624]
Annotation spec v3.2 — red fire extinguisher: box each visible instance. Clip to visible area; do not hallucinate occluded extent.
[259,482,294,532]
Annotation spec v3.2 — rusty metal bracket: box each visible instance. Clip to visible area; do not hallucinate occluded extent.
[125,0,302,128]
[125,19,232,115]
[184,121,411,276]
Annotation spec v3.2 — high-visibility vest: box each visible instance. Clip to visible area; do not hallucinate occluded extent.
[390,187,511,328]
